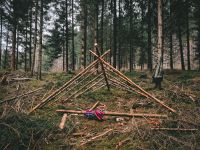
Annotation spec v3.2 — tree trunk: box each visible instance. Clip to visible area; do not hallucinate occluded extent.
[157,0,163,65]
[0,13,2,68]
[72,0,75,70]
[169,0,173,70]
[100,0,104,54]
[31,0,38,76]
[4,30,9,69]
[118,0,122,70]
[11,22,17,71]
[37,0,43,80]
[186,1,191,70]
[16,30,19,70]
[147,0,152,71]
[62,26,65,71]
[65,0,69,72]
[177,24,185,70]
[29,2,33,71]
[113,0,117,68]
[83,2,87,68]
[129,0,133,72]
[140,1,145,70]
[25,22,28,72]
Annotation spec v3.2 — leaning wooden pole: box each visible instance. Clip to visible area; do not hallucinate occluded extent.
[29,50,110,114]
[95,44,110,91]
[89,50,176,113]
[56,109,168,118]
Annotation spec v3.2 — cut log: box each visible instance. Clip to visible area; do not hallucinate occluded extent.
[59,113,68,130]
[56,109,168,118]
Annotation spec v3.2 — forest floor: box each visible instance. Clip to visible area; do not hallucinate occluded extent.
[0,69,200,150]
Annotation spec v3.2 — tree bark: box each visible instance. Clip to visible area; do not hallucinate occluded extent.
[129,0,133,72]
[11,22,17,71]
[83,2,87,68]
[25,21,28,72]
[186,0,191,70]
[29,2,33,71]
[157,0,163,65]
[4,29,9,69]
[72,0,75,70]
[177,24,185,70]
[169,0,173,70]
[65,0,69,72]
[100,0,104,54]
[37,0,43,80]
[0,13,2,68]
[118,0,122,70]
[113,0,117,68]
[31,0,38,76]
[147,0,152,71]
[16,29,19,70]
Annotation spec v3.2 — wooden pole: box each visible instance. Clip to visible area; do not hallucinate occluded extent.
[56,109,168,118]
[29,50,110,114]
[95,45,110,91]
[89,101,100,110]
[89,50,176,113]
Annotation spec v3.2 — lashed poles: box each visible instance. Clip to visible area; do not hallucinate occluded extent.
[89,50,176,113]
[74,77,104,98]
[63,73,103,102]
[56,69,97,102]
[29,50,110,114]
[106,72,148,98]
[56,109,168,118]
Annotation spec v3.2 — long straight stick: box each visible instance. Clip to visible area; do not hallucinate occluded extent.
[56,109,168,118]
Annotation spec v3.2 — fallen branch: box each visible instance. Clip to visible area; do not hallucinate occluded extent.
[80,129,113,146]
[151,128,198,132]
[0,88,43,105]
[115,138,130,150]
[56,109,168,118]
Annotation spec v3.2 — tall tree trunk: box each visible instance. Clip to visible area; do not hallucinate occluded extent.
[25,22,28,72]
[113,0,117,68]
[4,29,9,69]
[140,1,145,70]
[100,0,104,54]
[186,0,191,70]
[11,22,17,71]
[0,13,2,68]
[16,30,19,70]
[62,26,65,71]
[29,2,33,71]
[37,0,43,80]
[147,0,152,71]
[65,0,69,72]
[177,24,185,70]
[72,0,75,70]
[129,0,133,72]
[31,0,38,76]
[157,0,163,65]
[118,0,122,70]
[83,2,87,68]
[169,0,173,70]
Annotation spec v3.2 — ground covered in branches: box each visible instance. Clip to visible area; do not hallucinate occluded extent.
[0,70,200,150]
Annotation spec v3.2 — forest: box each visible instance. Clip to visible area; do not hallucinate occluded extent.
[0,0,200,149]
